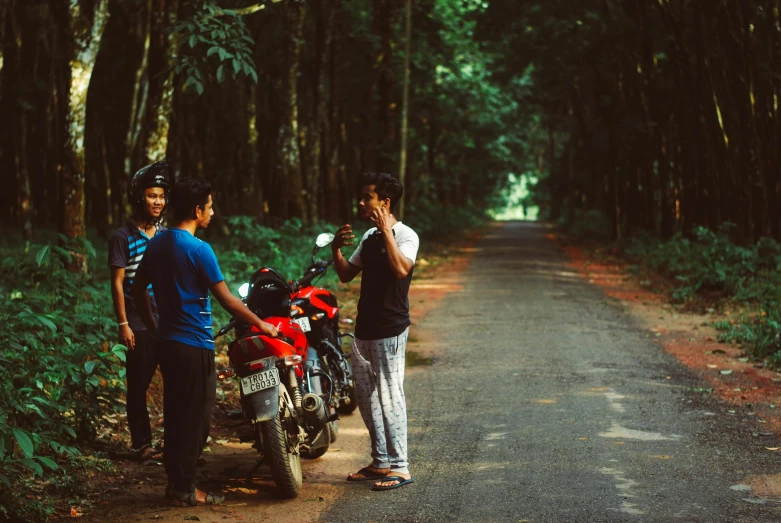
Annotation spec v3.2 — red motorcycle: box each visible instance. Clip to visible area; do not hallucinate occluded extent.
[288,233,357,416]
[215,267,336,498]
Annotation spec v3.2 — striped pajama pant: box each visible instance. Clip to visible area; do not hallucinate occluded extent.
[352,328,410,474]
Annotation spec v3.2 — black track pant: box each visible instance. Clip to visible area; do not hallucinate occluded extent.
[158,340,216,492]
[126,330,158,450]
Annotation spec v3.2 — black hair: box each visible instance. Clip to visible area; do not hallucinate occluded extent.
[362,172,403,211]
[168,179,212,223]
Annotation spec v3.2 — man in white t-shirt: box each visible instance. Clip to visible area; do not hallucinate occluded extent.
[331,172,419,491]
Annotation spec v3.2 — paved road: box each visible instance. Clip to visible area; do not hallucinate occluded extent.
[322,221,781,522]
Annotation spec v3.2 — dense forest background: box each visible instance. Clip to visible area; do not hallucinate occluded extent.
[0,0,525,246]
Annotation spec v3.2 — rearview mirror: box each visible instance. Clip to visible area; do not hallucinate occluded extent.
[315,233,335,248]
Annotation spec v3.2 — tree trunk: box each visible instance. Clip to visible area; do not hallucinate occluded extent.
[397,0,411,220]
[143,0,178,165]
[60,0,110,271]
[276,0,306,222]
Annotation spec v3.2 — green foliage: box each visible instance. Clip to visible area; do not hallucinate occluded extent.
[0,238,125,522]
[715,308,781,365]
[626,225,781,303]
[624,226,781,365]
[406,200,488,240]
[563,209,613,242]
[173,1,258,95]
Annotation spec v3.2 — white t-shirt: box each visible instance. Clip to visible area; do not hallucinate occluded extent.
[348,221,419,268]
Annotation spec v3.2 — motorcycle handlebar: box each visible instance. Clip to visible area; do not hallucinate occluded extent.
[290,260,331,292]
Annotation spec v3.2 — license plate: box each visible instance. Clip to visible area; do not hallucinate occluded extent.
[240,368,280,396]
[293,317,311,332]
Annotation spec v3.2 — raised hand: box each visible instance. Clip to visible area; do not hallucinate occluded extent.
[333,224,355,251]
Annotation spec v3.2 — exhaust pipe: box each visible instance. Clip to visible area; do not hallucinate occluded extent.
[302,393,329,430]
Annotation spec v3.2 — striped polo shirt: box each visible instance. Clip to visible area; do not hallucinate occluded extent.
[108,219,163,331]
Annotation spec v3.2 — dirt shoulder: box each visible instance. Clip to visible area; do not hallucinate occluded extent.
[551,234,781,434]
[79,232,480,523]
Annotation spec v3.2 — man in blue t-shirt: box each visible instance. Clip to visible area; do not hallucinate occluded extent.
[133,179,277,506]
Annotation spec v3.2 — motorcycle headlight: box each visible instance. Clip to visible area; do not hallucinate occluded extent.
[238,282,250,299]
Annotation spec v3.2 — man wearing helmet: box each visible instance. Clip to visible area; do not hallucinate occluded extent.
[108,161,170,461]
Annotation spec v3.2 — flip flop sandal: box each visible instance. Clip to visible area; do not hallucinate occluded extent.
[172,489,225,506]
[346,466,389,481]
[372,476,415,491]
[134,444,163,462]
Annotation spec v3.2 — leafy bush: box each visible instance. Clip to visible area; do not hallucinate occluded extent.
[0,237,125,521]
[623,225,781,365]
[405,200,488,240]
[625,225,781,303]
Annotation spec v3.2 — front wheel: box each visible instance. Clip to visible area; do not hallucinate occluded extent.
[260,407,303,498]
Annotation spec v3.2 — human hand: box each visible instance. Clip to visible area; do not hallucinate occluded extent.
[119,324,135,350]
[370,205,392,232]
[332,224,355,252]
[260,321,279,338]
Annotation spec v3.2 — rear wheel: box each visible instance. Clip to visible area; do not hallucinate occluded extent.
[261,406,302,498]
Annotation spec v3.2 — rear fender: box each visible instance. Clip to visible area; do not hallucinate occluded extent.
[245,385,280,422]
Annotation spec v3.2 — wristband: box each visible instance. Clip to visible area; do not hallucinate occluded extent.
[118,321,129,326]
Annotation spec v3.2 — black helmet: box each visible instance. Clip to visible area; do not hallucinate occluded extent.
[129,161,170,206]
[246,268,291,318]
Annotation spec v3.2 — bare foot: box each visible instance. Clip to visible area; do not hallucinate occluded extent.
[347,465,390,480]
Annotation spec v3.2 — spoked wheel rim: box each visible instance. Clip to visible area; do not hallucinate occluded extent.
[283,408,303,485]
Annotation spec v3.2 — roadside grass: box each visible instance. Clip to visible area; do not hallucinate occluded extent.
[561,216,781,369]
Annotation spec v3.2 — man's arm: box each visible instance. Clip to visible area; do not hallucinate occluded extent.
[210,281,278,337]
[331,224,362,283]
[110,267,136,350]
[131,270,158,335]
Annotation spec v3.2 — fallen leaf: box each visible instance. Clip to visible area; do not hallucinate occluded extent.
[765,447,780,451]
[215,439,229,445]
[707,364,718,369]
[720,370,733,375]
[70,507,83,517]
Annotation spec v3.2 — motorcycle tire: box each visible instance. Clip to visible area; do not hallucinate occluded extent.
[261,407,303,498]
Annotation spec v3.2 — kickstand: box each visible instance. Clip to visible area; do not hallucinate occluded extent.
[248,457,263,478]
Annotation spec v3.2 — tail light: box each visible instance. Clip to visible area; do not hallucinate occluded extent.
[284,355,303,366]
[248,359,265,371]
[311,312,325,321]
[217,367,235,380]
[291,305,304,316]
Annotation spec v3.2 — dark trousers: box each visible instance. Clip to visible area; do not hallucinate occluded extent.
[158,340,216,492]
[126,329,158,450]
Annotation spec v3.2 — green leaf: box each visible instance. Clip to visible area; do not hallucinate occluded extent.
[218,48,228,61]
[19,458,43,477]
[207,46,220,58]
[63,425,77,439]
[232,58,240,75]
[195,81,204,96]
[36,245,50,267]
[217,64,225,83]
[37,456,58,471]
[0,434,5,458]
[12,428,34,458]
[0,475,11,488]
[189,35,197,48]
[87,376,100,388]
[84,360,97,374]
[37,315,57,332]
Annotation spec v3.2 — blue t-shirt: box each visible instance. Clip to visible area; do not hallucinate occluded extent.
[137,229,224,350]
